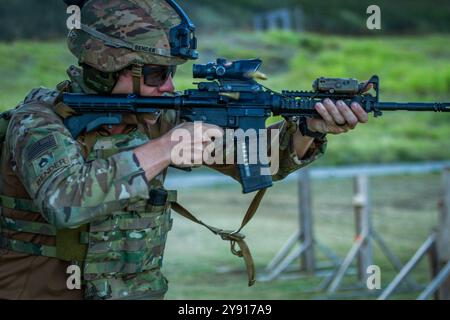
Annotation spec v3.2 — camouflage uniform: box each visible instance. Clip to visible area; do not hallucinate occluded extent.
[0,0,327,300]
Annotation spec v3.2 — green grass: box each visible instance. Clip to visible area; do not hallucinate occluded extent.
[1,32,449,165]
[163,173,442,299]
[0,41,75,107]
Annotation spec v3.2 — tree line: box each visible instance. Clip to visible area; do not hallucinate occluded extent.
[0,0,448,41]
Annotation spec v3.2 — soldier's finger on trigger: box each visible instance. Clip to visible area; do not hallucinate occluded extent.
[323,99,346,125]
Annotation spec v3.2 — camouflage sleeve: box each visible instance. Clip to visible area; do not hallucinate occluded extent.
[7,103,150,229]
[208,119,327,182]
[271,120,327,182]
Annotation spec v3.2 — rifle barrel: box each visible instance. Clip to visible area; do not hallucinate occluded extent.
[375,102,450,112]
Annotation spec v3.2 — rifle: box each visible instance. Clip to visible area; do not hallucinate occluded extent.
[62,58,450,194]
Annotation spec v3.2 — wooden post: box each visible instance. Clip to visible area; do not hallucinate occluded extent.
[353,175,373,283]
[427,240,440,300]
[436,168,450,299]
[298,169,315,273]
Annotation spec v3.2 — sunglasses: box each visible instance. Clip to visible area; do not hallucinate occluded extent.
[142,65,177,87]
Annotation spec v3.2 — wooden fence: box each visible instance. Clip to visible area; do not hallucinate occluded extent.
[262,164,450,300]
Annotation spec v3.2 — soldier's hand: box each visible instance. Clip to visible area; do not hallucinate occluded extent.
[306,99,369,135]
[306,81,372,135]
[166,122,224,168]
[134,122,223,181]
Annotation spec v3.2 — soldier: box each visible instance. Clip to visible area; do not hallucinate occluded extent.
[0,0,368,299]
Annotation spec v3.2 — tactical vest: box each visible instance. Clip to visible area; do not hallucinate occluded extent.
[0,89,175,299]
[80,130,175,299]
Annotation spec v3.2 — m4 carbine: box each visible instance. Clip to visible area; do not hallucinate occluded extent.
[62,58,450,194]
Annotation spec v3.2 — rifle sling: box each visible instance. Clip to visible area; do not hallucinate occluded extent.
[170,188,267,287]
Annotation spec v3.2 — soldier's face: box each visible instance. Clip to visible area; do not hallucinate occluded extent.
[111,68,175,96]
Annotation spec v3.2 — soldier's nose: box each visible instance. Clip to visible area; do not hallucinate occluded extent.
[158,75,175,93]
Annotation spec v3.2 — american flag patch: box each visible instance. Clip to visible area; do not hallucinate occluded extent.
[26,134,57,161]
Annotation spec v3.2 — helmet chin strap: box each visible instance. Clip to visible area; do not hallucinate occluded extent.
[131,63,143,95]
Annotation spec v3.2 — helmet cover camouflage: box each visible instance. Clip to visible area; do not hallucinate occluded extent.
[67,0,188,73]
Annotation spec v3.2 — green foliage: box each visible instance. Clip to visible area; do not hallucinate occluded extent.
[0,41,75,107]
[189,0,450,34]
[1,31,449,164]
[0,0,449,41]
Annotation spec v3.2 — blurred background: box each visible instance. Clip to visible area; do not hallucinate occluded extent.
[0,0,449,300]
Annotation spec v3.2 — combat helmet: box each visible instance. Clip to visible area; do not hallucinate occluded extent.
[66,0,198,94]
